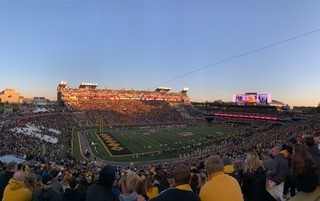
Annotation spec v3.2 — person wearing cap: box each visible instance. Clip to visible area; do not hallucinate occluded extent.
[150,164,200,201]
[86,165,120,201]
[199,155,243,201]
[50,168,63,195]
[0,161,17,200]
[221,155,241,184]
[2,171,32,201]
[32,174,63,201]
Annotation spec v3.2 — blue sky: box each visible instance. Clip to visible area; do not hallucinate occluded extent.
[0,0,320,106]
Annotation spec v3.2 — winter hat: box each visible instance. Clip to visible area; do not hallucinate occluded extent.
[41,174,52,185]
[222,156,232,166]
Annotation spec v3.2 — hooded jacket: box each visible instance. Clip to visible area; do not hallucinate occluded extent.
[224,165,241,184]
[0,171,14,200]
[86,165,119,201]
[2,179,32,201]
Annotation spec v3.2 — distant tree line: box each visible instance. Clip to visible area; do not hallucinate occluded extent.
[293,103,320,114]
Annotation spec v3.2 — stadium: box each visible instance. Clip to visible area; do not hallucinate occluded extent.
[1,81,320,201]
[56,81,287,163]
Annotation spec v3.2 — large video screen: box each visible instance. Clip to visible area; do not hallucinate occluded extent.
[232,93,272,104]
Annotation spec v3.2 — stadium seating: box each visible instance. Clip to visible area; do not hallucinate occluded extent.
[268,183,320,201]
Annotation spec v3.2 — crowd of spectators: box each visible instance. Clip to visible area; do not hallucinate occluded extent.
[0,113,77,161]
[1,105,320,200]
[69,99,189,126]
[61,88,190,104]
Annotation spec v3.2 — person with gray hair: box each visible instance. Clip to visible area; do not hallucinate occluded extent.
[199,155,243,201]
[267,146,289,185]
[0,161,17,200]
[2,171,32,201]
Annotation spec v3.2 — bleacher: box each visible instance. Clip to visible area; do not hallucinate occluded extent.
[73,112,92,126]
[226,105,278,115]
[57,84,195,125]
[268,183,320,201]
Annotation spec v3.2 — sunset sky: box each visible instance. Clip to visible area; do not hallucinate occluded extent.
[1,0,320,106]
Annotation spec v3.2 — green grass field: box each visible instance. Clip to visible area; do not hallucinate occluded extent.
[74,124,243,162]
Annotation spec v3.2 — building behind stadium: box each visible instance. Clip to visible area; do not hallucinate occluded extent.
[0,88,23,103]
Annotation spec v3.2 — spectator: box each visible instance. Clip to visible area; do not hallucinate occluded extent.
[77,177,88,198]
[0,162,17,200]
[136,179,149,201]
[111,174,121,197]
[50,169,64,195]
[240,152,276,201]
[304,136,320,185]
[280,144,288,157]
[25,173,39,194]
[190,174,199,195]
[63,176,84,201]
[286,145,293,169]
[61,171,72,191]
[32,174,63,201]
[158,174,170,193]
[266,146,289,185]
[314,131,320,150]
[261,150,273,172]
[199,155,243,201]
[3,171,32,201]
[145,176,159,199]
[222,155,241,184]
[86,165,119,201]
[150,164,200,201]
[197,172,207,193]
[119,171,145,201]
[276,143,318,201]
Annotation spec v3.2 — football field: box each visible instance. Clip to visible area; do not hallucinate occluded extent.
[82,124,242,162]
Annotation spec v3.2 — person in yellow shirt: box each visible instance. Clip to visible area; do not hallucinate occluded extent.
[145,176,159,199]
[2,171,32,201]
[199,155,243,201]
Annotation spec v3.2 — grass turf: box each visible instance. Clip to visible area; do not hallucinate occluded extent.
[74,124,242,162]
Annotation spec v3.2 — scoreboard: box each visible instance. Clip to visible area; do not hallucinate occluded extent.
[232,93,272,104]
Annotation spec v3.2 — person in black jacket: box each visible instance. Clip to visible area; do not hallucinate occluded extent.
[0,162,17,200]
[150,164,200,201]
[32,174,63,201]
[85,165,119,201]
[241,152,276,201]
[63,176,84,201]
